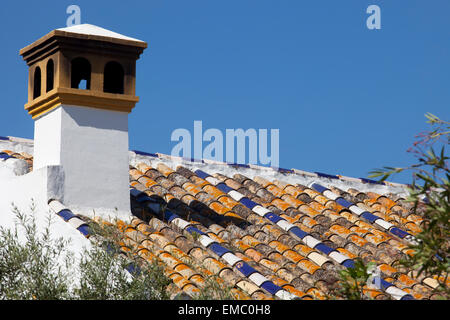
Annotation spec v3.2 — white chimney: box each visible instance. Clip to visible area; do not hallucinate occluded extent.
[19,24,147,218]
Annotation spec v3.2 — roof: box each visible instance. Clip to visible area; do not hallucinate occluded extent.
[56,24,145,43]
[0,136,444,300]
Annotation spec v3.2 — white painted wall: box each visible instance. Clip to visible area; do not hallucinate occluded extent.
[34,107,62,170]
[33,105,131,220]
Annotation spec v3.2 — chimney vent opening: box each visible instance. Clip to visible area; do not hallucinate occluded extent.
[46,59,54,92]
[33,66,41,99]
[103,61,124,94]
[71,57,91,90]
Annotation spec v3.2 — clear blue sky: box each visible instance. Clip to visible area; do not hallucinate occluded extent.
[0,0,449,183]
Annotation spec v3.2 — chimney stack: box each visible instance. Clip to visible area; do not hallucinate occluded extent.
[19,24,147,218]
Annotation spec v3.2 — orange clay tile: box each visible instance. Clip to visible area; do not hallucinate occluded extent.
[265,184,284,198]
[349,226,370,237]
[322,209,342,221]
[174,263,196,279]
[244,248,264,262]
[223,178,242,190]
[281,285,308,299]
[203,184,225,198]
[307,201,327,213]
[339,211,358,223]
[406,213,424,225]
[190,176,210,188]
[164,244,190,261]
[129,168,144,180]
[369,229,391,242]
[298,205,321,217]
[189,274,206,286]
[362,286,384,299]
[294,243,314,256]
[180,194,197,205]
[233,239,250,252]
[397,274,417,288]
[183,182,204,195]
[401,287,425,300]
[336,247,357,259]
[313,195,330,206]
[276,268,296,283]
[300,216,318,229]
[138,176,158,188]
[136,163,153,174]
[253,176,271,188]
[236,280,262,296]
[207,232,227,244]
[377,196,398,209]
[270,198,293,211]
[241,235,261,247]
[402,248,416,257]
[293,222,312,234]
[231,288,251,300]
[182,284,200,296]
[280,214,297,224]
[324,201,346,213]
[330,224,351,238]
[169,273,193,289]
[130,180,141,188]
[297,259,320,274]
[209,201,230,215]
[348,234,369,247]
[283,250,305,264]
[371,203,387,214]
[269,240,290,254]
[149,232,171,247]
[364,233,386,246]
[306,287,326,300]
[224,212,245,221]
[156,163,175,176]
[159,252,183,269]
[284,185,303,198]
[365,192,381,200]
[203,257,228,274]
[251,291,273,300]
[164,193,176,203]
[262,224,284,239]
[189,248,205,260]
[405,222,422,234]
[378,263,398,276]
[354,220,375,231]
[259,258,281,272]
[281,194,304,208]
[217,195,240,209]
[391,205,407,214]
[302,188,320,199]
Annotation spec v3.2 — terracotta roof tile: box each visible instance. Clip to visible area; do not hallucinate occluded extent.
[10,146,440,300]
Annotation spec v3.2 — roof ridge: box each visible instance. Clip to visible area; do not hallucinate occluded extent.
[131,149,407,189]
